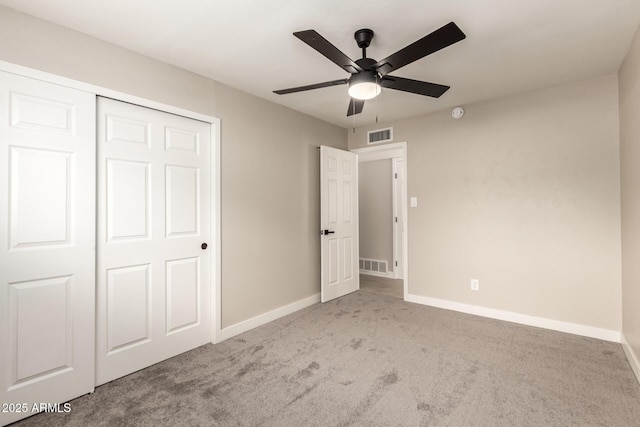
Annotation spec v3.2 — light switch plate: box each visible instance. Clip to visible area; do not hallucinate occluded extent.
[410,197,418,207]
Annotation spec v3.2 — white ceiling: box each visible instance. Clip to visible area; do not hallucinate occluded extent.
[2,0,640,128]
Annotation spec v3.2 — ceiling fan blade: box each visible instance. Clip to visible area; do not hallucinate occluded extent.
[374,22,466,76]
[274,78,349,95]
[381,76,450,98]
[347,98,365,116]
[294,30,363,74]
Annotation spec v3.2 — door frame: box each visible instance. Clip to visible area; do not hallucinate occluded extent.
[0,60,223,343]
[392,157,405,280]
[351,142,408,300]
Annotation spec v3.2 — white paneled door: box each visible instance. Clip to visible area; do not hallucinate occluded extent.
[0,72,96,425]
[320,146,359,303]
[96,97,211,385]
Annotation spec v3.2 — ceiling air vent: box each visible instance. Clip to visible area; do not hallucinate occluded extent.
[367,127,393,145]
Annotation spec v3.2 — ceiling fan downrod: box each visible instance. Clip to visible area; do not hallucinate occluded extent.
[354,28,374,59]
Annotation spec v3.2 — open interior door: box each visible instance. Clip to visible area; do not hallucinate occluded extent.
[320,146,359,302]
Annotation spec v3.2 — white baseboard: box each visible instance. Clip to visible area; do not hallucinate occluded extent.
[405,293,620,343]
[214,293,320,343]
[359,270,395,279]
[621,333,640,385]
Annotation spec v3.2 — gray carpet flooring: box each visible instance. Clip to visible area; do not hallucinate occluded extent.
[14,291,640,426]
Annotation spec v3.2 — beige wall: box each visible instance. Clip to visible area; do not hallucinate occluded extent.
[0,7,217,114]
[0,6,347,329]
[349,76,621,331]
[359,159,393,268]
[215,85,345,327]
[619,26,640,363]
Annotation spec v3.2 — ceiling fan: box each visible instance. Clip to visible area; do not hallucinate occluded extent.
[274,22,466,116]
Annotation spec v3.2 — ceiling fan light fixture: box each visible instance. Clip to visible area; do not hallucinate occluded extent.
[348,71,381,100]
[275,22,466,116]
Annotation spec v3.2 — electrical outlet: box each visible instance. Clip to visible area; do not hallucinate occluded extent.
[470,279,479,291]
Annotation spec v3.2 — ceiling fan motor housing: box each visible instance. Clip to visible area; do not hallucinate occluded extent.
[349,70,378,86]
[355,57,377,71]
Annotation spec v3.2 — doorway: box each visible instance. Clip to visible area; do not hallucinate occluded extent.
[352,142,408,300]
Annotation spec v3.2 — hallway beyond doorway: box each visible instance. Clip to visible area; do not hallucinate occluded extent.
[360,274,403,299]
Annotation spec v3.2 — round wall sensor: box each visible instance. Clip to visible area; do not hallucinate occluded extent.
[451,106,465,119]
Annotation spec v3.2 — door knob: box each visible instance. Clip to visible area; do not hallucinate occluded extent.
[201,243,208,250]
[321,230,335,235]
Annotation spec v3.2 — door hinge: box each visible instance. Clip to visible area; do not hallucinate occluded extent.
[395,217,398,223]
[395,261,398,267]
[395,173,398,179]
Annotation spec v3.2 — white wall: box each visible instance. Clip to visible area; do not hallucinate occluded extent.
[0,5,347,329]
[349,75,622,333]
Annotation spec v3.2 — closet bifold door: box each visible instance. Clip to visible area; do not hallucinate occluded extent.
[0,72,96,426]
[95,97,211,385]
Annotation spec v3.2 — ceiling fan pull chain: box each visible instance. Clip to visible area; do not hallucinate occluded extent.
[375,74,379,123]
[351,98,356,133]
[353,99,356,132]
